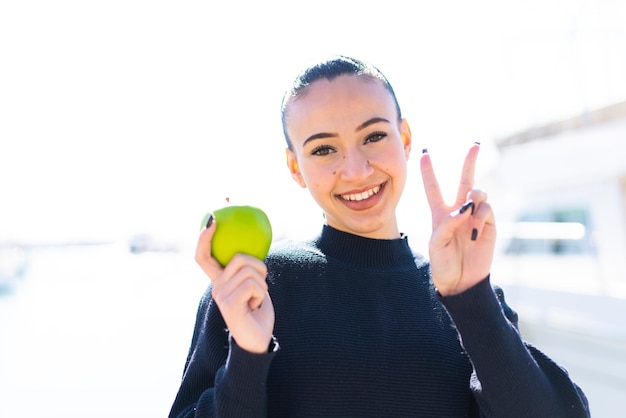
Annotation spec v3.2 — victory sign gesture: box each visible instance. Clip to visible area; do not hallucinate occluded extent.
[420,143,497,296]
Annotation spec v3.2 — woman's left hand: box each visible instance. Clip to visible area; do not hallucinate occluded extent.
[420,143,496,296]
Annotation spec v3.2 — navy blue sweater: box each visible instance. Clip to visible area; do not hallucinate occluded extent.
[169,225,589,417]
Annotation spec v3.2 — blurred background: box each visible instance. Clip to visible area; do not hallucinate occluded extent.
[1,0,625,416]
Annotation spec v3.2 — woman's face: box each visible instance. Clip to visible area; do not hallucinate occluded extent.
[284,75,412,239]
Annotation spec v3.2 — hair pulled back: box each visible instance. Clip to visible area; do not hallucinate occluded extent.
[281,56,402,150]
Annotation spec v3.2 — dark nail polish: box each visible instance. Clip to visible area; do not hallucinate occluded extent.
[422,148,428,154]
[205,214,214,229]
[474,141,481,145]
[471,228,478,241]
[459,201,475,215]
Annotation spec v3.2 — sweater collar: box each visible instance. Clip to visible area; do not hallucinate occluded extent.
[314,224,416,269]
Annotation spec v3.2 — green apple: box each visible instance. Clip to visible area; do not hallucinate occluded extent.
[201,205,272,267]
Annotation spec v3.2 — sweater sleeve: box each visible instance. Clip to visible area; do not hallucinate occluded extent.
[168,289,277,418]
[439,276,590,418]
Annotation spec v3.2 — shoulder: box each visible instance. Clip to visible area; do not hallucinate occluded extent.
[265,238,327,276]
[267,238,324,262]
[264,238,327,287]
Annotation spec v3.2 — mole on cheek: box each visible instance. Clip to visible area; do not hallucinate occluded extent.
[332,171,336,175]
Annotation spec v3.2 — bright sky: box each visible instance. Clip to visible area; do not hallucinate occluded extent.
[1,0,625,249]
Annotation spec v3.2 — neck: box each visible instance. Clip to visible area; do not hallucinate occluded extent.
[315,224,414,269]
[324,219,401,240]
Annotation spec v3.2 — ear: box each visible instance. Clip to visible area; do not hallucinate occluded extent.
[286,148,307,188]
[400,118,412,160]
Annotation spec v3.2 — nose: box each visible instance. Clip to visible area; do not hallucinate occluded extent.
[339,149,374,181]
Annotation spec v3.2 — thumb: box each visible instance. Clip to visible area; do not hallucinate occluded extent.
[195,215,223,280]
[431,201,475,247]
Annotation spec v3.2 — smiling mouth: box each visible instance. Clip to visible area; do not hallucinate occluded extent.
[339,183,383,202]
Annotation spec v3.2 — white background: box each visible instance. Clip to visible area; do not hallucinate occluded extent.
[2,0,625,248]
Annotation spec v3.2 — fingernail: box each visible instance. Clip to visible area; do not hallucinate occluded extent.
[471,228,478,241]
[422,148,428,154]
[459,200,475,215]
[205,214,214,229]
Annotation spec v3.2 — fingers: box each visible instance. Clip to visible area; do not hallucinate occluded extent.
[210,254,274,354]
[448,189,492,241]
[212,254,268,311]
[469,192,495,241]
[419,150,445,211]
[194,217,274,354]
[421,144,480,212]
[454,143,480,206]
[471,206,493,242]
[195,217,269,311]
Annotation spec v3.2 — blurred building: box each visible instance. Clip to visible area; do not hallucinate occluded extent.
[488,100,626,339]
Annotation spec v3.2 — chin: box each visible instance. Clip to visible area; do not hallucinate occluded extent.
[348,220,397,239]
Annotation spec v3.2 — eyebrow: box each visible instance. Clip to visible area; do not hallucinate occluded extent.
[302,117,391,147]
[356,117,390,132]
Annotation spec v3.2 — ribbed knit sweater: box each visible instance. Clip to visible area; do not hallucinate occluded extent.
[169,225,589,417]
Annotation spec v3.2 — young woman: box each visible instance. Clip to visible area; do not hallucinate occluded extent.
[168,56,590,417]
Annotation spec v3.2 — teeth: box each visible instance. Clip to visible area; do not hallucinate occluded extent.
[341,185,381,201]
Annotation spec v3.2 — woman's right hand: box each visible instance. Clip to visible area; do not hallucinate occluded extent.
[195,220,275,354]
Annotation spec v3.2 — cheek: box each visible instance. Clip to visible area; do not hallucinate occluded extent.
[384,148,407,171]
[302,163,337,187]
[376,157,406,177]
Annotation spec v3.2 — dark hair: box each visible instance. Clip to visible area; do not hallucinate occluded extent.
[281,55,402,150]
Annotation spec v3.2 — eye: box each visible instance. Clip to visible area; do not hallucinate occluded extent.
[364,131,387,144]
[311,145,336,156]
